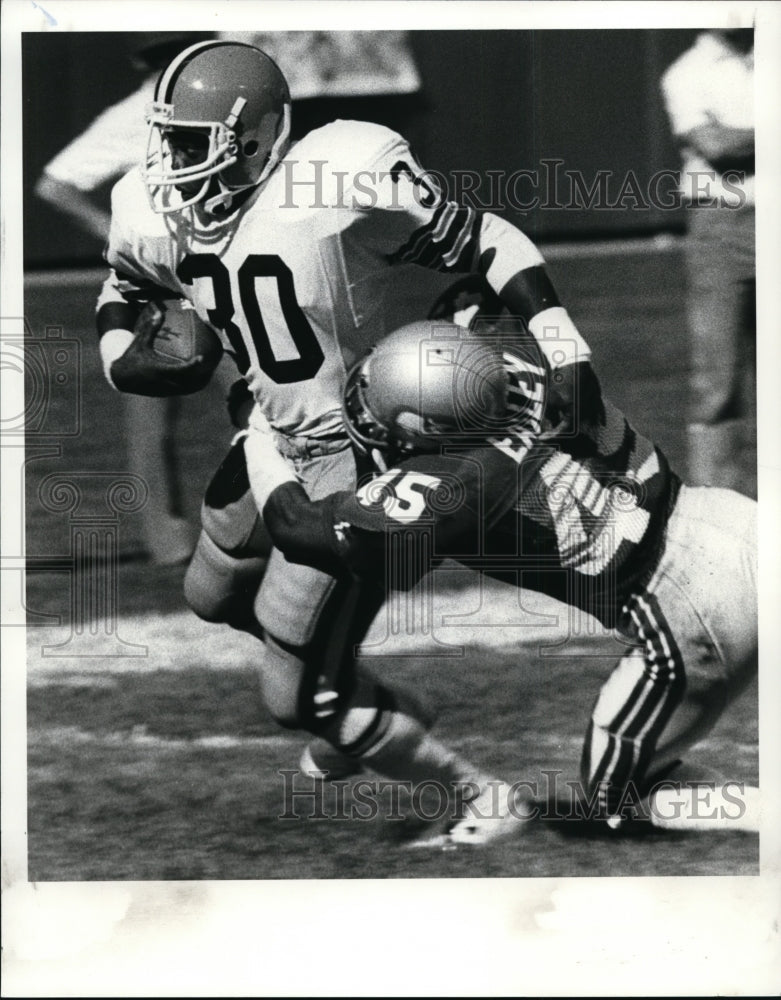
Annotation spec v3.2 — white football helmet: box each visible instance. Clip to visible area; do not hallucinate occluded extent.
[144,40,291,215]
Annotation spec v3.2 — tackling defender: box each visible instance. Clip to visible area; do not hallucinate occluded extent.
[250,310,758,837]
[96,40,595,824]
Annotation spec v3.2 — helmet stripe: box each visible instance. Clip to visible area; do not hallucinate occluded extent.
[155,39,237,104]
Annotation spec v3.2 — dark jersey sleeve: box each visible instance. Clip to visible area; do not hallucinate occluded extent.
[261,481,359,577]
[262,446,522,585]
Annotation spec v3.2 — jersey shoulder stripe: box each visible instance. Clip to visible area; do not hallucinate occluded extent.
[392,202,479,273]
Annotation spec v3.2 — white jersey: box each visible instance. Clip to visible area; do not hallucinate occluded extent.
[100,120,471,437]
[99,119,586,438]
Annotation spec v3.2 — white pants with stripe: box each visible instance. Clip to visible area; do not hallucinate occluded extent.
[582,485,757,812]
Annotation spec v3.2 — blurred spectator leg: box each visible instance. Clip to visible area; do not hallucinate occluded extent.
[123,393,196,564]
[686,202,756,495]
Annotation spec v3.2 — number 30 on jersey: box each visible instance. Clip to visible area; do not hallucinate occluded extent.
[177,252,325,384]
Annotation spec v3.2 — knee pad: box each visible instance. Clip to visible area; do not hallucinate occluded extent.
[184,529,266,628]
[201,438,273,558]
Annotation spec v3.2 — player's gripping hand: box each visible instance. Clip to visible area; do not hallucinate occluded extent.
[109,303,215,397]
[544,359,606,437]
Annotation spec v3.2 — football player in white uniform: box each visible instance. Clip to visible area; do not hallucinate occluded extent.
[96,40,595,815]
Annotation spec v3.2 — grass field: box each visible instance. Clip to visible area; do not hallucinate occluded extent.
[20,242,759,881]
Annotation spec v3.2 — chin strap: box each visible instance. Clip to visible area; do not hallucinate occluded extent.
[204,179,240,215]
[203,176,265,216]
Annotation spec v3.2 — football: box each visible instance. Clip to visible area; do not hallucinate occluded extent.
[152,298,224,372]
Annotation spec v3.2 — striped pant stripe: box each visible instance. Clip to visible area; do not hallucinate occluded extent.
[585,591,687,812]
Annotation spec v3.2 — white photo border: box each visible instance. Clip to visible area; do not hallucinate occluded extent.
[2,1,780,995]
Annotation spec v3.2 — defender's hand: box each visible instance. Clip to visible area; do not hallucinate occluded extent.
[545,360,605,436]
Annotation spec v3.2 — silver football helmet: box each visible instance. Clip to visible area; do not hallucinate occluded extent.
[343,320,513,458]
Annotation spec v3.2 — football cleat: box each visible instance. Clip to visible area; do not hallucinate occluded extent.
[408,779,535,849]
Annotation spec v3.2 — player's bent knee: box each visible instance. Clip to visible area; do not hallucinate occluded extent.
[184,530,266,625]
[255,575,384,732]
[256,631,362,733]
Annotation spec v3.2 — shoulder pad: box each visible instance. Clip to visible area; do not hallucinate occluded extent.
[292,119,404,173]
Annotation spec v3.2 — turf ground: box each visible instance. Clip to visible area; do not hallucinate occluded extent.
[21,241,759,880]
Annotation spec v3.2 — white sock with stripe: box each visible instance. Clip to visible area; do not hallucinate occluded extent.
[321,674,486,788]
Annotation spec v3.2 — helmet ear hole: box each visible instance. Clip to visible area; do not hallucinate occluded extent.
[243,140,260,157]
